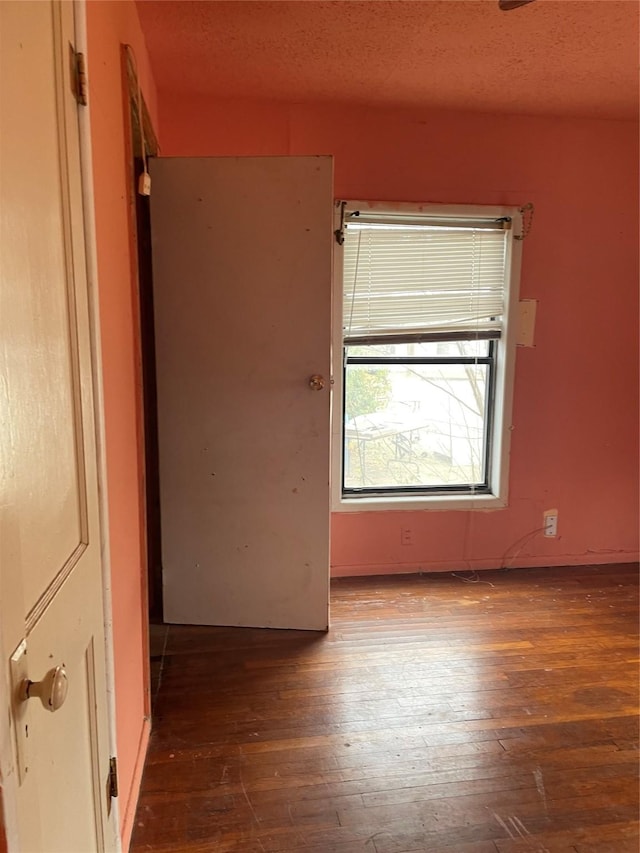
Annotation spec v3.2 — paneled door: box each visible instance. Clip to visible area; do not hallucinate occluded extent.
[150,157,333,630]
[0,2,116,850]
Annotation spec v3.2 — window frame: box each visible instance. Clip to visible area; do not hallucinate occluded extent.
[342,340,497,497]
[331,200,523,513]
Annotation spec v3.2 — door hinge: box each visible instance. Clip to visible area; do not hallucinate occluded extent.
[70,45,88,106]
[107,756,119,813]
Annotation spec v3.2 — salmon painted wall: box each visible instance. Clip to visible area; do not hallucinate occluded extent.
[0,790,6,853]
[86,1,157,846]
[0,794,6,853]
[161,98,639,576]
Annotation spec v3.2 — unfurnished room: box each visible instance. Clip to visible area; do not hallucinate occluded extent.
[0,2,638,852]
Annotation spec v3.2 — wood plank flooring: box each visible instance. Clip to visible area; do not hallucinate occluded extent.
[131,564,639,852]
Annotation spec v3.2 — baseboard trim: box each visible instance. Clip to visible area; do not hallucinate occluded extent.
[331,552,640,578]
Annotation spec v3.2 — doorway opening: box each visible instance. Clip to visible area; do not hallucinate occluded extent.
[123,46,166,710]
[123,46,162,626]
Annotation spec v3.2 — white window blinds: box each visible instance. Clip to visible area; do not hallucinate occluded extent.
[342,213,509,343]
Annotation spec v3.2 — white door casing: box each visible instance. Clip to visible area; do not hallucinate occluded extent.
[0,2,116,850]
[150,156,333,630]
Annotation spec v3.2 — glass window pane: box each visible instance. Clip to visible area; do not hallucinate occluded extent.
[344,363,488,490]
[346,340,489,359]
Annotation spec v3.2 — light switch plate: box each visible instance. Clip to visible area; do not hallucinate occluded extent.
[517,299,537,347]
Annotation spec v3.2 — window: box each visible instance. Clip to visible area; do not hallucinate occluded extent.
[332,201,522,511]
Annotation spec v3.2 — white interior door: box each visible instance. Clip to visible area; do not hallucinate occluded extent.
[0,2,116,851]
[150,156,333,630]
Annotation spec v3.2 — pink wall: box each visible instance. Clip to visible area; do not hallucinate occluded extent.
[86,2,157,847]
[0,791,6,853]
[161,98,639,575]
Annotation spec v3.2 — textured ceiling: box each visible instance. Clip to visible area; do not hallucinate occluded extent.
[136,0,639,119]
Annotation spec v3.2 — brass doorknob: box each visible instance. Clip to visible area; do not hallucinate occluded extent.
[21,665,68,712]
[309,374,326,391]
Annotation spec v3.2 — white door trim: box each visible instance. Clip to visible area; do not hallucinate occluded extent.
[0,664,19,853]
[74,1,122,849]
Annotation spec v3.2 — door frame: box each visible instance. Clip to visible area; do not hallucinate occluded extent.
[121,44,162,629]
[77,3,121,844]
[0,2,121,849]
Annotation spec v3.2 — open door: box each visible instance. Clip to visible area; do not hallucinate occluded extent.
[150,156,333,630]
[0,2,116,850]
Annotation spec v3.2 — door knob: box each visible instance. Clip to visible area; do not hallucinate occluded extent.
[308,374,326,391]
[20,665,68,712]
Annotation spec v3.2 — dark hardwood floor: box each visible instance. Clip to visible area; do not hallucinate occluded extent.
[131,564,639,852]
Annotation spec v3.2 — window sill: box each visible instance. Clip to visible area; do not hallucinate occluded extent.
[333,493,508,513]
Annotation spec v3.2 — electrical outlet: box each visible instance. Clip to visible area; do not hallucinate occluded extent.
[401,527,413,546]
[543,509,558,538]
